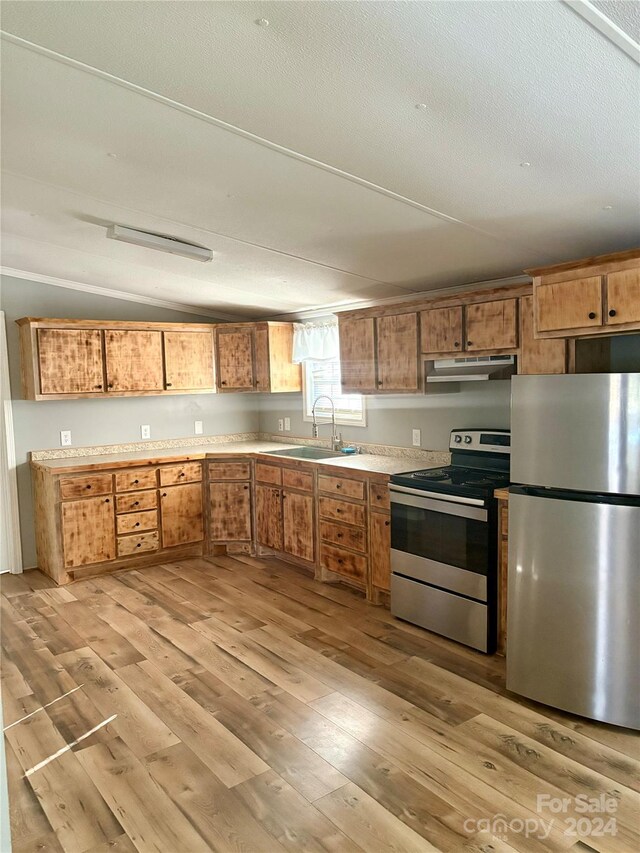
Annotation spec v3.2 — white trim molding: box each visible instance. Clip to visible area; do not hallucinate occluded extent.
[563,1,640,65]
[0,310,23,573]
[0,267,241,320]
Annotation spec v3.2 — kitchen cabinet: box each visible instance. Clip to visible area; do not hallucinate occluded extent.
[61,495,115,569]
[160,482,204,548]
[17,319,219,400]
[215,322,301,393]
[37,328,104,395]
[209,481,252,543]
[255,461,316,565]
[421,299,518,356]
[163,330,215,391]
[282,490,315,562]
[376,313,420,392]
[105,330,164,392]
[420,307,463,355]
[338,317,376,392]
[528,249,640,339]
[369,503,391,596]
[517,295,569,375]
[318,473,368,589]
[256,484,283,551]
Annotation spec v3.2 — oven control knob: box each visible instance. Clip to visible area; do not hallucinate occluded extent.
[454,435,462,443]
[464,435,472,444]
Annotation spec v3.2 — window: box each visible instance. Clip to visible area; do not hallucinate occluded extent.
[303,359,366,427]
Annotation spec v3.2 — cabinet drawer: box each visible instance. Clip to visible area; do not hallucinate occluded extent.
[318,475,365,501]
[320,520,366,553]
[117,530,159,557]
[369,483,390,512]
[321,543,367,582]
[318,496,366,527]
[500,504,509,536]
[116,510,158,535]
[116,490,157,514]
[208,461,251,481]
[59,474,112,500]
[282,468,313,492]
[255,462,282,485]
[159,462,202,486]
[114,468,157,492]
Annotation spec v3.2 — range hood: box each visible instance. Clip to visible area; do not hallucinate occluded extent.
[425,355,515,383]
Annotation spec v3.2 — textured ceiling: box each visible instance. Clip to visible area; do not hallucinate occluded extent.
[1,1,638,317]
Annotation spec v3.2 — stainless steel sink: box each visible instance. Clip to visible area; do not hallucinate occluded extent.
[262,446,344,460]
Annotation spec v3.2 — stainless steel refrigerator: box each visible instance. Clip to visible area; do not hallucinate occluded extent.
[508,373,640,730]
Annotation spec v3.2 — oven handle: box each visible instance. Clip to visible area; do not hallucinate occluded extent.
[390,485,488,519]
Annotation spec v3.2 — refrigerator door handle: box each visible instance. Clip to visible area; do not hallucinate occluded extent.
[510,485,640,507]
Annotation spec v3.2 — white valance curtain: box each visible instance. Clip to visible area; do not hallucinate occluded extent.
[292,318,339,363]
[0,311,23,573]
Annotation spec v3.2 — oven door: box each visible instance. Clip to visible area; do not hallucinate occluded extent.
[390,485,489,601]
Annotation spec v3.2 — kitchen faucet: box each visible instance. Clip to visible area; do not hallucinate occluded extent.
[311,395,342,450]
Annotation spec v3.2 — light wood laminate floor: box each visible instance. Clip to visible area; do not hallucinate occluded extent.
[2,556,639,853]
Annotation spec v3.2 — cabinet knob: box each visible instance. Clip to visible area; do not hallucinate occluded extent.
[221,380,227,386]
[166,383,172,387]
[336,484,341,489]
[162,492,167,497]
[136,543,141,548]
[107,383,114,389]
[86,484,92,489]
[338,558,343,565]
[105,498,110,503]
[282,493,287,500]
[337,533,343,539]
[467,341,473,347]
[454,342,460,348]
[385,520,390,527]
[134,501,139,506]
[377,380,383,387]
[94,384,103,389]
[134,479,139,484]
[336,508,342,514]
[179,472,185,477]
[588,312,596,320]
[609,309,617,317]
[135,522,140,527]
[244,485,249,490]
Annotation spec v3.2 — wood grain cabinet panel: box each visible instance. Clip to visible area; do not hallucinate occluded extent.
[376,313,420,392]
[320,520,366,553]
[370,512,391,591]
[605,269,640,325]
[536,276,603,333]
[114,469,157,492]
[209,481,252,541]
[320,544,367,582]
[282,490,315,563]
[281,468,313,492]
[255,463,283,486]
[159,463,202,486]
[420,307,464,354]
[207,461,252,481]
[105,330,164,392]
[37,329,105,394]
[318,475,365,501]
[116,510,158,535]
[117,531,159,557]
[215,327,255,391]
[59,474,112,499]
[256,485,283,551]
[115,490,157,514]
[518,296,568,375]
[260,324,302,393]
[465,299,518,351]
[163,331,215,390]
[159,483,203,548]
[61,496,115,568]
[338,317,376,392]
[318,497,366,527]
[369,483,390,511]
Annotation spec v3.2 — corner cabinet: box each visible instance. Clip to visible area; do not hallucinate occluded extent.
[528,249,640,339]
[17,319,217,400]
[215,322,301,393]
[421,298,518,357]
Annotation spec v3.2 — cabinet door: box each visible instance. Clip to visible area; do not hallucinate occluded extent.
[420,307,463,354]
[605,269,640,326]
[518,296,567,375]
[264,325,301,393]
[62,496,115,568]
[370,512,391,591]
[163,331,215,390]
[216,328,255,391]
[159,483,203,548]
[38,329,104,394]
[283,490,315,562]
[209,481,252,540]
[256,484,283,550]
[465,299,517,351]
[536,276,603,332]
[105,330,164,391]
[376,314,420,392]
[338,317,376,392]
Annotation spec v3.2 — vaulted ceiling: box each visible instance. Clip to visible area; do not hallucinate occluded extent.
[1,1,638,318]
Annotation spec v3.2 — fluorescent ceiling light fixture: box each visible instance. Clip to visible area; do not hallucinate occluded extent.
[107,224,213,262]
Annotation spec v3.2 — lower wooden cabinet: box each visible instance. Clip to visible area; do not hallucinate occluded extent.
[369,510,391,592]
[61,495,115,569]
[282,490,314,562]
[255,463,316,565]
[160,483,203,547]
[256,484,283,551]
[209,481,252,542]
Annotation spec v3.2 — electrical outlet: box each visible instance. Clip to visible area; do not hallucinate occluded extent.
[412,428,421,447]
[194,420,203,435]
[60,430,72,447]
[278,418,284,431]
[140,424,151,440]
[284,417,291,431]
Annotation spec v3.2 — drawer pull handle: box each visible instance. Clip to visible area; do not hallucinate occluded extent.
[179,472,185,477]
[588,312,596,320]
[162,492,167,497]
[336,509,342,514]
[454,341,460,348]
[338,558,343,564]
[467,340,473,346]
[166,383,172,387]
[609,309,617,317]
[385,520,390,527]
[221,380,227,386]
[108,383,114,389]
[336,484,341,489]
[134,501,139,506]
[94,384,103,389]
[134,479,139,484]
[244,485,249,491]
[135,522,140,527]
[337,533,343,539]
[136,543,141,548]
[105,498,110,503]
[86,484,92,489]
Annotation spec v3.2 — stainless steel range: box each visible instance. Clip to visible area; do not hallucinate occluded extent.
[389,429,510,653]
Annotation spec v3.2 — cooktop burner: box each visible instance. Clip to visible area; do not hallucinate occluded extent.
[394,464,510,499]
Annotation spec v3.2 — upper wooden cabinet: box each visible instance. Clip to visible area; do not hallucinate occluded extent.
[338,317,376,392]
[518,295,569,375]
[17,318,218,400]
[163,330,215,391]
[528,249,640,339]
[420,299,518,356]
[215,322,301,393]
